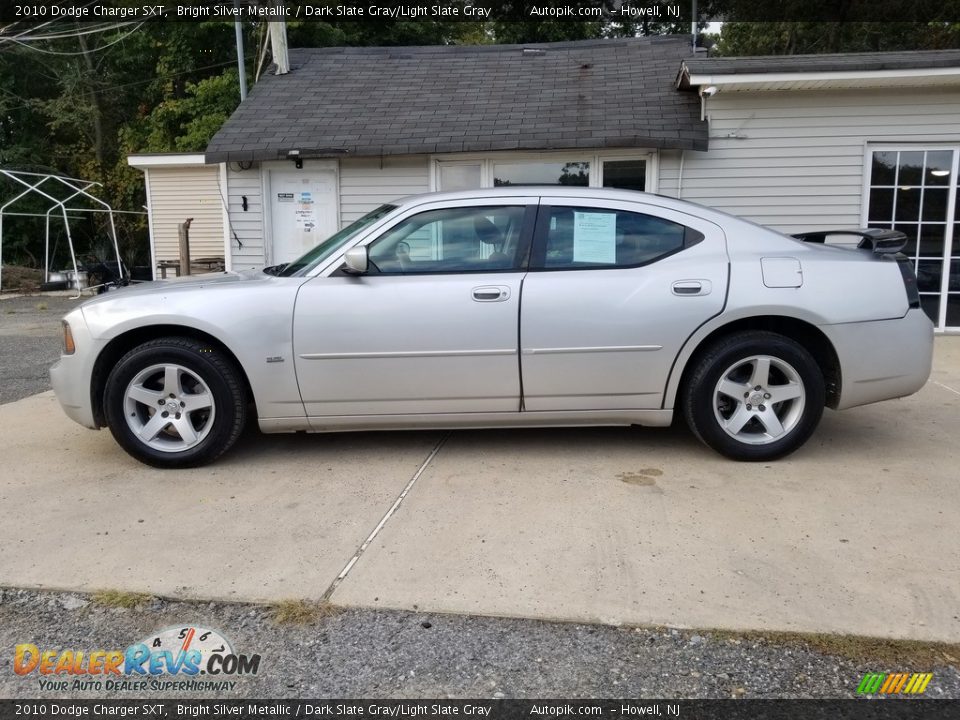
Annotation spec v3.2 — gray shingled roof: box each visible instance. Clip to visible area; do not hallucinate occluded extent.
[682,49,960,79]
[205,36,706,163]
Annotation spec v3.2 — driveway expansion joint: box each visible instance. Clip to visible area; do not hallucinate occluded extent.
[321,431,451,601]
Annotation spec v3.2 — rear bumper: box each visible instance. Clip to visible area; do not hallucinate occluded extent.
[50,310,99,429]
[822,308,934,411]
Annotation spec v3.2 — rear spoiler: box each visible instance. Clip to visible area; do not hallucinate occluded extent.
[790,228,907,255]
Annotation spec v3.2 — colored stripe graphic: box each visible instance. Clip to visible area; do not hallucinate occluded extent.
[857,673,885,694]
[857,672,932,694]
[909,673,933,694]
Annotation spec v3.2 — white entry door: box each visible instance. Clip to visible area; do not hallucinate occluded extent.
[269,170,338,264]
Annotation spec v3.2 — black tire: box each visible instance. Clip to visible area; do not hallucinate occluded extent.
[104,337,247,468]
[681,331,825,461]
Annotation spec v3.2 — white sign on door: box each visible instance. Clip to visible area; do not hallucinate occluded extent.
[270,172,337,263]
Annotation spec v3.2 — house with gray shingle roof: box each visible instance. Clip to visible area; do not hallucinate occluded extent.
[129,36,960,330]
[205,36,706,163]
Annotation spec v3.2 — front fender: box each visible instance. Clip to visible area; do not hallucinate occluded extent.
[81,280,306,420]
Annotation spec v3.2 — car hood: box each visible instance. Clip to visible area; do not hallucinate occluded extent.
[79,269,269,308]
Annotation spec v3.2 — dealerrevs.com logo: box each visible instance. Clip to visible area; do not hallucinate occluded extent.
[14,626,260,692]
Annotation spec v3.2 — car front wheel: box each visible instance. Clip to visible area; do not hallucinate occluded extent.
[682,331,825,461]
[104,337,247,468]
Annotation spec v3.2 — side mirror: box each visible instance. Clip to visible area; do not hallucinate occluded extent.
[342,246,369,275]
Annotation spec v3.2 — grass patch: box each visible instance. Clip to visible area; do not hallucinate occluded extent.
[268,599,339,625]
[706,628,960,668]
[90,590,152,610]
[35,302,47,311]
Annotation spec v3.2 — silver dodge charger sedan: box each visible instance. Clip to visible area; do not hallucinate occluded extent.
[51,188,933,468]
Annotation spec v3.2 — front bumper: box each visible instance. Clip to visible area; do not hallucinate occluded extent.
[822,308,934,411]
[50,309,99,429]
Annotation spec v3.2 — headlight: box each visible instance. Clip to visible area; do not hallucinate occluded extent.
[62,321,76,355]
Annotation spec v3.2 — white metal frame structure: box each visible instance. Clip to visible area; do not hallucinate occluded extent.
[0,170,125,297]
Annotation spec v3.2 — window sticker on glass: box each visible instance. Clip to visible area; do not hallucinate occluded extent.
[573,212,617,264]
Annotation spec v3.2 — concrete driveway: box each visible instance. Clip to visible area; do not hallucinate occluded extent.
[0,339,957,643]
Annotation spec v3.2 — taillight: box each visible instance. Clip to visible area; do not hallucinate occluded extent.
[896,257,921,309]
[62,321,76,355]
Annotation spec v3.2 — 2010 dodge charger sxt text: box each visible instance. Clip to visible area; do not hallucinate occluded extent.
[51,188,933,467]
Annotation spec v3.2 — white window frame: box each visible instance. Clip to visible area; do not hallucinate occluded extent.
[861,142,959,331]
[430,150,658,193]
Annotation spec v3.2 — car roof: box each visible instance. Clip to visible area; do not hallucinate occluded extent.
[392,186,739,227]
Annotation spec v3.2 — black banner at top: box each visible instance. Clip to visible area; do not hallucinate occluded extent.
[0,700,959,720]
[1,0,959,24]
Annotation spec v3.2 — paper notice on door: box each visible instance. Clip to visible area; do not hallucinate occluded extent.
[295,191,316,231]
[572,211,616,264]
[295,208,316,232]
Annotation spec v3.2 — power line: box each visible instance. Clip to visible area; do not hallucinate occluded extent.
[0,0,225,43]
[0,1,104,42]
[7,22,146,56]
[0,22,135,44]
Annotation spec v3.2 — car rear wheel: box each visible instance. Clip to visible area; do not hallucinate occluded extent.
[682,331,825,461]
[104,337,247,468]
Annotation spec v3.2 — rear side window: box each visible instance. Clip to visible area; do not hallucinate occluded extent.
[533,206,703,270]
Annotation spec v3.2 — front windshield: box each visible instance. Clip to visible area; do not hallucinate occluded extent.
[278,204,397,277]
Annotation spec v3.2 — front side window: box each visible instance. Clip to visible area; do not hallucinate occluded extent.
[533,206,700,270]
[367,205,528,274]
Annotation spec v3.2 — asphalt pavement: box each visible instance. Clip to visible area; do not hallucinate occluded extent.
[0,294,82,404]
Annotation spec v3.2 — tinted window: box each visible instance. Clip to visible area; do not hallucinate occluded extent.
[367,206,527,274]
[602,160,646,191]
[536,207,701,270]
[493,161,589,187]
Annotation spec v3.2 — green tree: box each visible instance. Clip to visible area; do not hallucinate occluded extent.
[0,19,257,269]
[123,69,241,153]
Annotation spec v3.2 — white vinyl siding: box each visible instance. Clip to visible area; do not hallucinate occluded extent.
[339,156,430,225]
[658,88,960,235]
[146,166,225,264]
[225,163,265,270]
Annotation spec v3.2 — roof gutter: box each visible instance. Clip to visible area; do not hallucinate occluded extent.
[681,65,960,90]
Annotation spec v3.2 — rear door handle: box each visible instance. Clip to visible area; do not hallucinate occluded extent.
[672,280,712,296]
[472,286,510,302]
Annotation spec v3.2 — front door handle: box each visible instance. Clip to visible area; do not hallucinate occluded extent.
[672,280,712,296]
[472,286,510,302]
